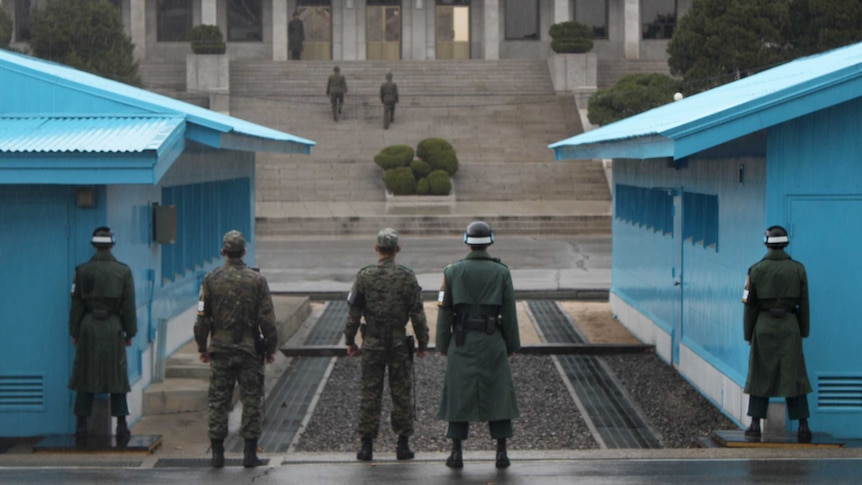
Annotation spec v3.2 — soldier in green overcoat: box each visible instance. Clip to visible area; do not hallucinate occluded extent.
[344,228,429,462]
[437,221,520,469]
[68,227,137,444]
[742,225,813,442]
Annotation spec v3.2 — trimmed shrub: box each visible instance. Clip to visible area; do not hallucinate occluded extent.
[417,138,458,176]
[410,159,431,179]
[374,144,415,171]
[427,170,452,196]
[416,177,430,195]
[190,25,226,54]
[383,167,416,195]
[549,21,594,54]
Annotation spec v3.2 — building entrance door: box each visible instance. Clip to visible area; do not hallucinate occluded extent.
[436,0,470,59]
[367,1,401,60]
[297,1,332,60]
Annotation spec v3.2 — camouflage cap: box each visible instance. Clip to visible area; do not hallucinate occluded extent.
[222,230,246,252]
[377,227,399,250]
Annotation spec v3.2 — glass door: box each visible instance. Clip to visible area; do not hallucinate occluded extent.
[298,1,332,60]
[436,1,470,59]
[367,1,401,60]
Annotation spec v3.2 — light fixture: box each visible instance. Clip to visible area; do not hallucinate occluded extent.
[76,187,95,208]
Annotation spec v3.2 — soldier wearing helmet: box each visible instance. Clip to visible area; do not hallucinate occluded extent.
[68,226,136,446]
[436,221,520,469]
[326,65,348,121]
[741,225,813,442]
[344,228,429,462]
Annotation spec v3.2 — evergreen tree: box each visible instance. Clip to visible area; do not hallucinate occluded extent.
[29,0,141,86]
[587,73,681,127]
[0,4,12,48]
[789,0,862,56]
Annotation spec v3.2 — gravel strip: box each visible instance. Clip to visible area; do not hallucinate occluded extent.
[294,350,738,452]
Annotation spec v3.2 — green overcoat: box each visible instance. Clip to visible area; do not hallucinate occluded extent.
[742,250,812,397]
[436,250,520,423]
[68,251,137,394]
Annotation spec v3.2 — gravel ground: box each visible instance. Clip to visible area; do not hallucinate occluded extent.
[294,351,737,453]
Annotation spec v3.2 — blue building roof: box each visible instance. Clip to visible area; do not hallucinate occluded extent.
[550,42,862,161]
[0,50,315,184]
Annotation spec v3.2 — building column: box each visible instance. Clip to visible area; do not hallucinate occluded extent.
[130,0,147,60]
[272,0,288,60]
[553,0,569,24]
[202,0,217,25]
[483,0,499,60]
[623,0,640,59]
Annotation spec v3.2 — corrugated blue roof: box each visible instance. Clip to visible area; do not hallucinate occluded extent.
[550,42,862,161]
[0,50,315,154]
[0,115,184,153]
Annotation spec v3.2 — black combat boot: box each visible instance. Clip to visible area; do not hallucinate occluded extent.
[445,439,463,469]
[210,439,225,468]
[243,438,265,468]
[495,438,511,468]
[356,436,373,461]
[115,416,131,444]
[396,435,414,460]
[798,419,813,443]
[75,416,88,444]
[744,418,761,438]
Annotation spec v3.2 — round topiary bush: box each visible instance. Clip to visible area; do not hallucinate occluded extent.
[549,21,594,54]
[417,138,458,176]
[416,177,430,195]
[410,159,431,179]
[383,167,416,195]
[374,144,415,171]
[426,170,452,195]
[190,25,226,54]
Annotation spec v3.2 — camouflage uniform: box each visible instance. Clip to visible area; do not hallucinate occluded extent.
[345,229,429,440]
[194,232,278,441]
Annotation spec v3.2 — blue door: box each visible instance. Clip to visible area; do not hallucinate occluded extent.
[0,198,73,436]
[789,197,862,438]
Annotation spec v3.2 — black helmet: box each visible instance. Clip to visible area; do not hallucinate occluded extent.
[91,226,115,248]
[763,225,789,248]
[464,221,494,246]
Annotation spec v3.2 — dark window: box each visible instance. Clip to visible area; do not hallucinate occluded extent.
[505,0,538,40]
[228,0,262,41]
[614,184,674,236]
[574,0,608,39]
[683,192,719,250]
[642,0,677,40]
[157,0,192,42]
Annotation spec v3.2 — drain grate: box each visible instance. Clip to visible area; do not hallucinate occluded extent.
[528,300,661,449]
[227,301,348,453]
[154,458,268,468]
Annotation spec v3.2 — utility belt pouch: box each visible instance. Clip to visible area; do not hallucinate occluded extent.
[254,331,265,356]
[454,319,465,346]
[768,308,788,318]
[91,309,110,320]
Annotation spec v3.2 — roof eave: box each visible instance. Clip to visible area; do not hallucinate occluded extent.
[553,135,674,161]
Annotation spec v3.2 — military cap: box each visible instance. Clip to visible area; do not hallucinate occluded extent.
[222,230,246,252]
[377,227,399,250]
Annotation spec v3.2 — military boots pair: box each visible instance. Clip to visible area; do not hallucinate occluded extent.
[209,438,265,467]
[445,438,510,469]
[356,435,415,461]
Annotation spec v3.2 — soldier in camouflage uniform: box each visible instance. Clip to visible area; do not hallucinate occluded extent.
[344,228,429,462]
[68,226,136,445]
[194,230,278,468]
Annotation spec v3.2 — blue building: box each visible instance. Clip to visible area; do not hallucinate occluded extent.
[551,42,862,439]
[0,50,314,437]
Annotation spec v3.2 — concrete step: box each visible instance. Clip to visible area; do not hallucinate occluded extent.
[143,378,211,415]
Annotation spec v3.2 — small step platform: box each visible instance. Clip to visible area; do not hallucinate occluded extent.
[699,430,844,449]
[33,434,162,454]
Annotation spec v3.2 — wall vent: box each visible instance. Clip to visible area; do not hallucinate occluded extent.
[818,375,862,410]
[0,375,45,411]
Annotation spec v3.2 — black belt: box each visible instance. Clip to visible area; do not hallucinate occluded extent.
[462,316,499,334]
[90,309,114,319]
[759,307,793,318]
